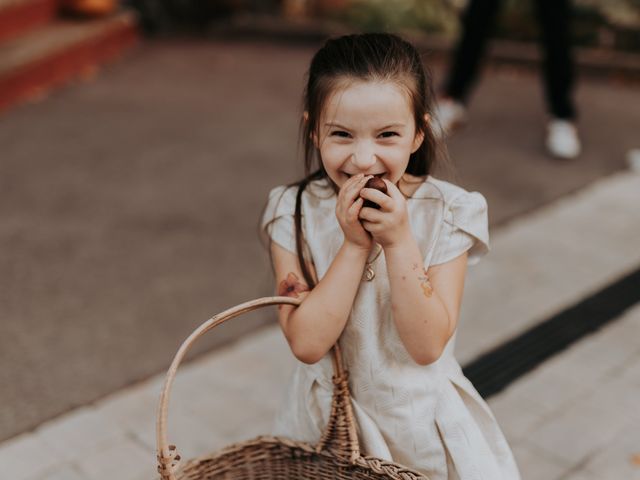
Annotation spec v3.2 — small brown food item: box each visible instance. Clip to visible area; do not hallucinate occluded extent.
[362,177,388,209]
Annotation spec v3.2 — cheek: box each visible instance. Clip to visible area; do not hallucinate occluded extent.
[383,142,414,162]
[401,139,418,160]
[320,143,350,166]
[379,144,413,177]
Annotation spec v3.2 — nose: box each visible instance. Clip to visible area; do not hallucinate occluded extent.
[352,140,377,170]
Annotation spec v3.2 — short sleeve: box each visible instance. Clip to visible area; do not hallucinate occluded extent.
[430,191,490,266]
[261,185,298,254]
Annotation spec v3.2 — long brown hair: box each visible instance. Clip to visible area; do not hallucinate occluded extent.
[265,33,444,288]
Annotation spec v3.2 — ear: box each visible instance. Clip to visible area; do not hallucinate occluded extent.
[412,129,425,153]
[411,113,430,153]
[304,111,320,148]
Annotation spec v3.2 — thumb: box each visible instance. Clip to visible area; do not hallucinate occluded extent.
[382,178,402,200]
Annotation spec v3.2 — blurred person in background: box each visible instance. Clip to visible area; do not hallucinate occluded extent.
[435,0,581,159]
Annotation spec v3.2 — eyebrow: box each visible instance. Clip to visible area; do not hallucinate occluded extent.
[324,123,406,129]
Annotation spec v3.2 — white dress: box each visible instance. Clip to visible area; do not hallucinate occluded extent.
[261,176,521,480]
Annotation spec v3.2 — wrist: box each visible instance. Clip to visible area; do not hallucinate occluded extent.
[341,240,372,260]
[382,229,416,253]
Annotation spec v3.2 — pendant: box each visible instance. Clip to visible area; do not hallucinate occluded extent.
[364,265,375,281]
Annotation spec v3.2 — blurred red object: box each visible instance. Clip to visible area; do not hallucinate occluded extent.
[61,0,117,17]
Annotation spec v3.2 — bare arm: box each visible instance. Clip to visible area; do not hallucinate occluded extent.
[271,173,376,364]
[358,179,469,365]
[384,234,468,365]
[271,241,369,364]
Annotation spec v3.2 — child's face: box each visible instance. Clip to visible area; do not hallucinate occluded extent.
[317,80,424,189]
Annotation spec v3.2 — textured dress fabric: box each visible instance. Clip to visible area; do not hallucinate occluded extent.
[261,176,521,480]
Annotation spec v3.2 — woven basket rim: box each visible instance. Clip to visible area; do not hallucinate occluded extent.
[176,434,429,479]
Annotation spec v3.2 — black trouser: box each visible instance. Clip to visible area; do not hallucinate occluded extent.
[444,0,576,119]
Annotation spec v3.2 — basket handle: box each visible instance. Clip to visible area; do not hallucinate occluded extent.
[156,296,360,480]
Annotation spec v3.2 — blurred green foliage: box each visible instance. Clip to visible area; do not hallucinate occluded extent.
[328,0,640,51]
[333,0,459,34]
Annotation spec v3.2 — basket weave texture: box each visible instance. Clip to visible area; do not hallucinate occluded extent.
[156,297,430,479]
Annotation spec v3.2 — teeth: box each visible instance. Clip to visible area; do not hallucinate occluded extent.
[344,172,385,178]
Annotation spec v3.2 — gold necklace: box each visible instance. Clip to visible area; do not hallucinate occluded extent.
[363,243,383,281]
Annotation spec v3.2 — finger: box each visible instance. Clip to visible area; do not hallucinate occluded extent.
[358,206,384,223]
[382,178,403,201]
[351,174,373,195]
[338,173,362,197]
[342,174,373,205]
[360,220,377,232]
[347,197,364,220]
[337,175,363,212]
[359,188,394,211]
[345,172,365,186]
[342,173,366,188]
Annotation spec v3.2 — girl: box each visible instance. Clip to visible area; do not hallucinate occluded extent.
[261,33,520,480]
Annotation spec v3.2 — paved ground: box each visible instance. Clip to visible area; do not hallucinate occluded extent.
[1,36,639,444]
[2,168,639,480]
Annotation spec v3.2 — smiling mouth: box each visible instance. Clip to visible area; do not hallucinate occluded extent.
[345,172,386,178]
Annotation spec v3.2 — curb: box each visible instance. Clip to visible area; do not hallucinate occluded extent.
[0,10,140,113]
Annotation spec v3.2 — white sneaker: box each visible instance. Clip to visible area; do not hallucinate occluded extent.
[546,119,581,159]
[432,98,467,138]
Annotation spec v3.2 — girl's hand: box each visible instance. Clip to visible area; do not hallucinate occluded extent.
[358,179,413,249]
[336,174,373,251]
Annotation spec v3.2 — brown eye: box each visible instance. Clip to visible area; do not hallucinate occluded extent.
[379,131,399,138]
[331,131,351,138]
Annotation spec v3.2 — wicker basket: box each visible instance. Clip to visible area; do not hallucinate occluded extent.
[156,296,429,479]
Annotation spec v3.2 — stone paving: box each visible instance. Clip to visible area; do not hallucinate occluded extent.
[490,303,640,480]
[2,167,639,479]
[457,169,640,364]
